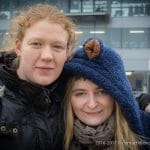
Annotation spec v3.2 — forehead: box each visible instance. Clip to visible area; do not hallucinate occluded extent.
[72,78,100,90]
[23,20,69,43]
[26,20,66,34]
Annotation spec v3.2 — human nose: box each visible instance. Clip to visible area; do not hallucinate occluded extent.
[87,95,98,109]
[41,46,53,61]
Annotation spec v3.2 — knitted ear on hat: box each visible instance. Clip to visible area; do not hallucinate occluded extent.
[83,39,101,59]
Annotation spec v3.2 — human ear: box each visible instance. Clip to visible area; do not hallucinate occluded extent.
[15,39,22,57]
[66,48,71,60]
[66,47,75,61]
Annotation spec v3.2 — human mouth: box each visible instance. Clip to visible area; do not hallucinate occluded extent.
[86,110,102,115]
[36,66,54,73]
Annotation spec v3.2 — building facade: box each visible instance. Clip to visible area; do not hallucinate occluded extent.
[0,0,150,93]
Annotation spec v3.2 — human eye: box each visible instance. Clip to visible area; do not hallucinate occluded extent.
[74,91,86,97]
[52,44,66,52]
[29,41,42,48]
[33,42,41,47]
[96,89,107,96]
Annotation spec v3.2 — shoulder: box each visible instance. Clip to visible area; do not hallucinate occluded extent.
[70,139,84,150]
[140,111,150,138]
[0,51,17,67]
[136,93,150,110]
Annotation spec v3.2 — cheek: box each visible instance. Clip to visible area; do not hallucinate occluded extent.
[107,101,114,114]
[101,97,114,112]
[19,52,37,72]
[71,99,83,114]
[24,48,40,61]
[21,53,34,65]
[56,53,67,64]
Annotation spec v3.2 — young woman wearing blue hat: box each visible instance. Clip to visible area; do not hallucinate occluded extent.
[63,38,150,150]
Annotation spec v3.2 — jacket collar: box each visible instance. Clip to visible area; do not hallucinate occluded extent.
[0,64,61,110]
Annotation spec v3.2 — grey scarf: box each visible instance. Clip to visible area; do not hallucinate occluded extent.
[73,114,115,150]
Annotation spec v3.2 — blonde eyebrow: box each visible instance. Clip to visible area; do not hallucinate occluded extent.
[71,89,86,93]
[28,38,44,42]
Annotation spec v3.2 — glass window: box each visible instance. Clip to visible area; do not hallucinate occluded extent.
[82,0,93,13]
[111,0,122,17]
[128,3,145,16]
[0,0,11,10]
[145,3,150,16]
[106,28,122,48]
[111,0,150,17]
[127,71,146,92]
[94,0,107,13]
[122,28,149,48]
[70,0,81,13]
[0,11,10,20]
[0,30,7,49]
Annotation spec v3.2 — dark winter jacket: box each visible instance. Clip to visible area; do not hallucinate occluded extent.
[136,93,150,111]
[0,64,64,150]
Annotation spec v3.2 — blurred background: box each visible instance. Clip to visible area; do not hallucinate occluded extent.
[0,0,150,94]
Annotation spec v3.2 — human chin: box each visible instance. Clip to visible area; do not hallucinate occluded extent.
[84,118,103,126]
[30,75,53,86]
[36,77,57,86]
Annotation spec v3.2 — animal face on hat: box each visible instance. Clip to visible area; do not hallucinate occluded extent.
[83,39,100,59]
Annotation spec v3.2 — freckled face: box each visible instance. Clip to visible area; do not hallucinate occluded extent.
[16,20,69,86]
[71,79,114,126]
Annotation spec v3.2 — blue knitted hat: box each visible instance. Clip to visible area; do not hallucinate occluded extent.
[64,38,150,138]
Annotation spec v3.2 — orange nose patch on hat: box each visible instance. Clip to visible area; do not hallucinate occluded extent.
[83,39,101,59]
